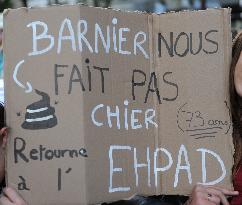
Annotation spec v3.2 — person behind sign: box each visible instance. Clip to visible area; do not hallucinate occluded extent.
[227,30,242,205]
[0,103,27,205]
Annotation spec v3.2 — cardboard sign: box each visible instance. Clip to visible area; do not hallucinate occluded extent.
[3,5,234,205]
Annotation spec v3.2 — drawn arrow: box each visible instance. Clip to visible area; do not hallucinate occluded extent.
[13,60,32,93]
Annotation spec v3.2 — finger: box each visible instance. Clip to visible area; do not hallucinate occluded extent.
[0,196,13,205]
[206,188,229,205]
[3,187,25,204]
[207,194,221,205]
[213,187,239,196]
[191,191,215,205]
[201,191,220,205]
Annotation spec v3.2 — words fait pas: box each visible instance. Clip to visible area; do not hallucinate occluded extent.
[4,5,234,205]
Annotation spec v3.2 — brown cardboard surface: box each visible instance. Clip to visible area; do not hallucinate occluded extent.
[3,5,233,205]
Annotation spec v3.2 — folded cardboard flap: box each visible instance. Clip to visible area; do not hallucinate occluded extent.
[3,5,233,204]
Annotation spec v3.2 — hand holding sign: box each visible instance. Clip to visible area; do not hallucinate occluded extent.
[188,185,238,205]
[0,187,27,205]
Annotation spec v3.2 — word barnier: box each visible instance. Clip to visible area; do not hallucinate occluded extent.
[14,137,88,163]
[27,18,149,59]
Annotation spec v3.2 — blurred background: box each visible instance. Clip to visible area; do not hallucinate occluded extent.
[0,0,241,28]
[0,0,241,102]
[0,0,242,29]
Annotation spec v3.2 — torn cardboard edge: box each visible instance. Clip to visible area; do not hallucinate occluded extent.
[3,3,231,19]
